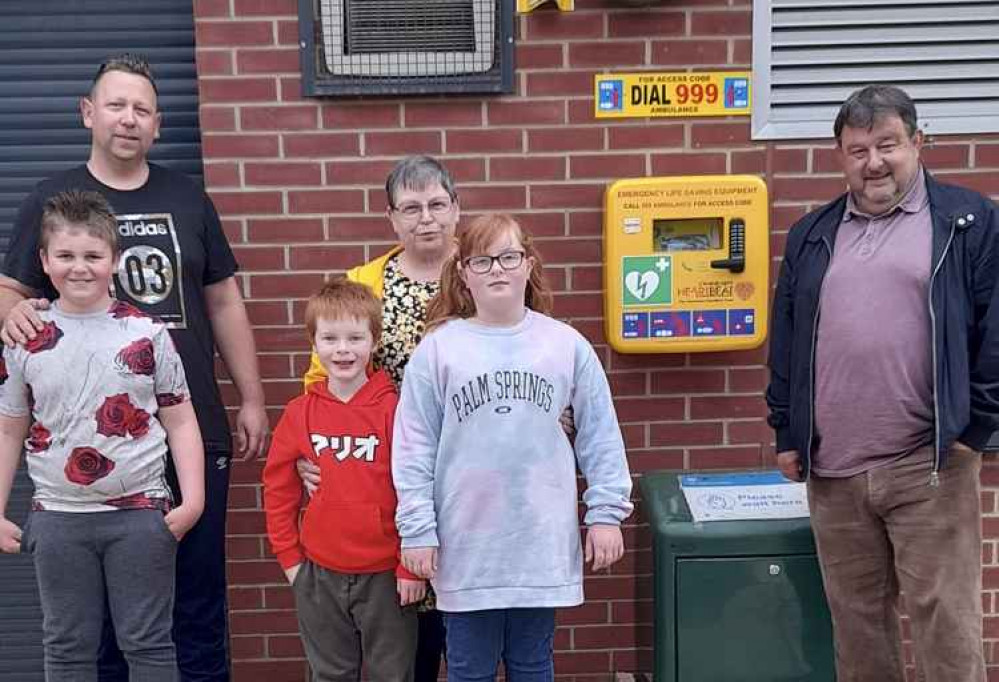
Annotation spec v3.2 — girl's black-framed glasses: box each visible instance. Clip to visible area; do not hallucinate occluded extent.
[463,250,526,274]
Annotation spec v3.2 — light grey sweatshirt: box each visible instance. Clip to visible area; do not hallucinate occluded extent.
[392,311,633,612]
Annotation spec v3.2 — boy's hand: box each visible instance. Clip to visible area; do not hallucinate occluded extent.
[397,578,426,606]
[401,547,437,579]
[296,457,321,497]
[2,298,49,348]
[284,563,302,585]
[0,517,22,553]
[585,524,624,572]
[164,503,203,542]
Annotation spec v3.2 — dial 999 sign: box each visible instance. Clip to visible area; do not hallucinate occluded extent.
[594,71,750,119]
[674,83,719,105]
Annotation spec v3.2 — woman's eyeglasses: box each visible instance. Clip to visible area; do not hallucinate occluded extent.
[392,197,454,222]
[463,251,526,274]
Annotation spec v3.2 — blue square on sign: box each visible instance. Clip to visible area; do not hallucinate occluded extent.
[622,312,649,339]
[728,309,755,335]
[724,78,749,109]
[693,310,727,336]
[598,80,624,111]
[650,311,690,338]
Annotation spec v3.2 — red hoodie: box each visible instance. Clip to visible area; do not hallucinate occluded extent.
[263,370,416,579]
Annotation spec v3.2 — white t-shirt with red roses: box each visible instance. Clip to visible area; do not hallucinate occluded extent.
[0,299,190,512]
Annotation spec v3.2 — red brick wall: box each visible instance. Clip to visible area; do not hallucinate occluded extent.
[192,0,999,679]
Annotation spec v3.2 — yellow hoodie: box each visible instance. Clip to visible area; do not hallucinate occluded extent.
[303,246,403,389]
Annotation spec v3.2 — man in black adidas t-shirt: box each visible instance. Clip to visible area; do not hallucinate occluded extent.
[0,54,267,682]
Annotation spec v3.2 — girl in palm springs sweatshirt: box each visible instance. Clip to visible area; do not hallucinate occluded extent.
[392,214,633,682]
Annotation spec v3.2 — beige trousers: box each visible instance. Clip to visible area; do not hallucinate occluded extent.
[807,446,985,682]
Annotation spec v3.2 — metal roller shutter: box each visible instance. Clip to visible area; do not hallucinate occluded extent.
[0,2,202,678]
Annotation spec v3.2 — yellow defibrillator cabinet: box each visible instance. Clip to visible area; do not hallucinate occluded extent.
[603,175,769,353]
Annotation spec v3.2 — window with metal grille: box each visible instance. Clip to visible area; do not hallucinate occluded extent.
[299,0,513,96]
[344,1,476,55]
[752,0,999,140]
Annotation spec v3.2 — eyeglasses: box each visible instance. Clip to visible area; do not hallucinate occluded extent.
[392,197,454,222]
[463,250,526,275]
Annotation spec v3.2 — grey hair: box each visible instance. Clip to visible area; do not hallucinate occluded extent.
[384,155,457,208]
[834,84,918,143]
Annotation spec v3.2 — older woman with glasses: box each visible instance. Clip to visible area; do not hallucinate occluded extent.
[300,155,458,682]
[304,155,459,389]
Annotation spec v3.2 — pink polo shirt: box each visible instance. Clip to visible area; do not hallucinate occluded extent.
[811,168,934,477]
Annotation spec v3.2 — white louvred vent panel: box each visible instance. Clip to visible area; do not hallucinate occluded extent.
[752,0,999,139]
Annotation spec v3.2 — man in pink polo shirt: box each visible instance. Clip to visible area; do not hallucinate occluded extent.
[767,84,999,681]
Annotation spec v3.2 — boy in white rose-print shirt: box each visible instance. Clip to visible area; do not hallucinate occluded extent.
[0,190,204,682]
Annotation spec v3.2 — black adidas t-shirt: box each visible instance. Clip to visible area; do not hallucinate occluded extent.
[4,164,238,452]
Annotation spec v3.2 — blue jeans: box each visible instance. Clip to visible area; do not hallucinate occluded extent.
[443,608,555,682]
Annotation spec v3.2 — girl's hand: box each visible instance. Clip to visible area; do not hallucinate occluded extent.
[164,503,203,542]
[284,563,302,585]
[585,524,624,572]
[397,578,426,606]
[296,457,321,497]
[0,517,22,553]
[401,547,438,579]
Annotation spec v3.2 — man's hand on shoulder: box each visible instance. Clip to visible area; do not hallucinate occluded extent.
[1,298,50,348]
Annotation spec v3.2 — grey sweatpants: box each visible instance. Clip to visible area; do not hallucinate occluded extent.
[24,509,179,682]
[293,561,417,682]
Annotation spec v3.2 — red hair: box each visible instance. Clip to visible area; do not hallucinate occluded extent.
[425,214,553,332]
[304,278,382,343]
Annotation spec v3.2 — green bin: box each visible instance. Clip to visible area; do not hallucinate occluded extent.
[639,470,835,682]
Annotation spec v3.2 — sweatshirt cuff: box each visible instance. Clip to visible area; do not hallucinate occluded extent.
[584,504,631,527]
[400,530,439,549]
[775,427,795,454]
[275,547,305,570]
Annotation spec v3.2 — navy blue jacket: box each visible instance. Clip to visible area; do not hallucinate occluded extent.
[766,171,999,477]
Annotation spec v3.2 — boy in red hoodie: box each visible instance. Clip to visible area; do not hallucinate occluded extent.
[263,278,423,681]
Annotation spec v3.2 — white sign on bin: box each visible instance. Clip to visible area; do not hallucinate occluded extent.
[679,471,809,522]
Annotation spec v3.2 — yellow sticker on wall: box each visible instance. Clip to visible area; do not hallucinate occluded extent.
[595,72,751,119]
[517,0,573,12]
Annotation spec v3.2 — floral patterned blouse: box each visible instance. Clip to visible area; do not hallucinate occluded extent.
[375,254,441,611]
[374,254,440,386]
